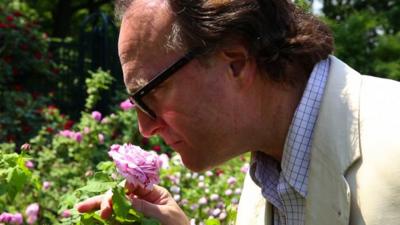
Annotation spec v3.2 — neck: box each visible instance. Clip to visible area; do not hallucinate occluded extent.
[254,75,308,162]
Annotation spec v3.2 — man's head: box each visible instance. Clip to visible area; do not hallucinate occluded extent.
[116,0,333,171]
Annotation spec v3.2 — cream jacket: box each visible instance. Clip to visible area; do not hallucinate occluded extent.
[236,56,400,225]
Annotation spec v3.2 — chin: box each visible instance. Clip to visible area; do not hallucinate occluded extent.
[180,154,212,172]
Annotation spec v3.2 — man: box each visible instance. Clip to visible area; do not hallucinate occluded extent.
[76,0,400,224]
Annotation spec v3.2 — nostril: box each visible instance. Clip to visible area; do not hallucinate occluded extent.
[137,110,163,138]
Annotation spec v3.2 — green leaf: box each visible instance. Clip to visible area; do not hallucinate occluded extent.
[79,212,107,225]
[6,167,29,199]
[77,181,116,193]
[96,161,115,171]
[141,217,161,225]
[112,186,132,219]
[205,218,221,225]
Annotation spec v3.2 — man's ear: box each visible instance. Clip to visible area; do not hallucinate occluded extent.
[220,45,257,90]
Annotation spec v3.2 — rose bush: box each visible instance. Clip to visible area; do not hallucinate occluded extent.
[0,2,60,146]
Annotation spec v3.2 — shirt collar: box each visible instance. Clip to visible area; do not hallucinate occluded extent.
[250,58,331,197]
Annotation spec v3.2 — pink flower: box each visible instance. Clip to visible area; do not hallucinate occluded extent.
[227,177,237,185]
[108,144,161,190]
[83,127,90,134]
[25,160,34,169]
[159,153,170,169]
[91,111,102,121]
[73,132,83,142]
[98,133,104,144]
[25,203,39,224]
[20,143,30,151]
[0,212,23,224]
[210,194,219,201]
[240,163,250,174]
[61,210,71,218]
[59,130,73,138]
[198,197,207,205]
[42,181,52,190]
[225,189,233,196]
[120,99,134,111]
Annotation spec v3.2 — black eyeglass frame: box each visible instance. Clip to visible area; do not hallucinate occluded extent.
[128,49,203,119]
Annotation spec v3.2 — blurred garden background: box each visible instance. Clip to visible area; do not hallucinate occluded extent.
[0,0,399,224]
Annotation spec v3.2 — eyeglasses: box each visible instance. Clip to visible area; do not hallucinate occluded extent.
[128,49,202,120]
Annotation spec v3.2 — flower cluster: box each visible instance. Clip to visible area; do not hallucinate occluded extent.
[108,144,162,190]
[59,130,83,142]
[160,155,250,224]
[0,212,23,225]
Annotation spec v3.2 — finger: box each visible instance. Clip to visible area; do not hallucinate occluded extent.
[100,190,113,219]
[130,184,169,204]
[75,195,103,213]
[130,197,163,220]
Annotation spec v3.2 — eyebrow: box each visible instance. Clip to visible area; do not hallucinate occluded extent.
[126,77,149,94]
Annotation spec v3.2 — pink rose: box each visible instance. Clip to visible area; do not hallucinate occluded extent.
[20,143,30,151]
[91,111,102,121]
[42,181,52,190]
[59,130,73,138]
[0,212,23,224]
[73,132,83,142]
[25,160,34,169]
[98,133,105,144]
[120,99,134,111]
[240,163,250,174]
[227,176,237,185]
[108,144,161,190]
[61,209,72,218]
[25,203,39,224]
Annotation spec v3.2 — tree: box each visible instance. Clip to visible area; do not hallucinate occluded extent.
[322,0,400,80]
[21,0,114,38]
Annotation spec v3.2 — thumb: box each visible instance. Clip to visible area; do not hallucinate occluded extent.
[130,197,163,220]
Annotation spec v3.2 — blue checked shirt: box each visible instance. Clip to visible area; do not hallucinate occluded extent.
[250,58,330,225]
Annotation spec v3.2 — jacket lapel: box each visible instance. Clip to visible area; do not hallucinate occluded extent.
[305,56,362,225]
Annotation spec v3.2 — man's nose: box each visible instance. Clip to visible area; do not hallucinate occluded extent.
[136,109,164,138]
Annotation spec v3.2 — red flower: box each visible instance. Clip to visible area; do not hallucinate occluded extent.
[20,43,29,51]
[13,11,23,17]
[215,168,224,176]
[46,127,54,133]
[52,68,60,75]
[31,92,40,100]
[7,134,16,142]
[22,125,32,134]
[14,84,23,92]
[34,52,42,60]
[152,145,161,152]
[141,137,149,146]
[0,23,8,28]
[47,105,57,110]
[64,120,75,130]
[12,68,19,76]
[16,100,26,107]
[3,55,12,63]
[6,15,14,22]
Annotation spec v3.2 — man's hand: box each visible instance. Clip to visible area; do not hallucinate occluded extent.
[75,183,189,225]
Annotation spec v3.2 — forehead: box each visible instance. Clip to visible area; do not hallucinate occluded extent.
[118,0,176,93]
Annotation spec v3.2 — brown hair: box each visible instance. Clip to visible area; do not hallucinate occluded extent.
[115,0,334,82]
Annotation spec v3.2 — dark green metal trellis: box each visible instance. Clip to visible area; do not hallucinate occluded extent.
[49,12,122,119]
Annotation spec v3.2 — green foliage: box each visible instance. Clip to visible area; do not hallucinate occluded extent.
[0,149,40,210]
[322,0,400,80]
[85,69,114,111]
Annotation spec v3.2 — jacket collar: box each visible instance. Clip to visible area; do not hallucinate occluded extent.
[305,56,362,225]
